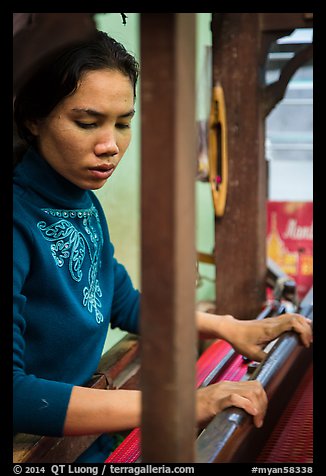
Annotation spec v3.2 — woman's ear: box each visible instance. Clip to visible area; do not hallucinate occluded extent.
[25,120,39,136]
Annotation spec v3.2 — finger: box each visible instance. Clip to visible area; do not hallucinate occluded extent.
[253,414,264,428]
[221,392,266,428]
[277,314,313,347]
[287,315,313,347]
[293,322,313,347]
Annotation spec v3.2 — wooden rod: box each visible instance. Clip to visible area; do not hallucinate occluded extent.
[140,13,197,462]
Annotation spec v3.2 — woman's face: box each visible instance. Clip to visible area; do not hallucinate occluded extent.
[29,69,135,190]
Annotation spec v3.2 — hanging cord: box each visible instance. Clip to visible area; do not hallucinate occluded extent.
[120,13,128,25]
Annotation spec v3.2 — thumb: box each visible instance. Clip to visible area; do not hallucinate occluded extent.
[251,348,268,363]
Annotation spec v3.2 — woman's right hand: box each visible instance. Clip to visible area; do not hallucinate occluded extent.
[196,380,268,429]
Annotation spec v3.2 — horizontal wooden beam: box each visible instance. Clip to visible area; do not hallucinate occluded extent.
[197,251,215,265]
[261,13,313,31]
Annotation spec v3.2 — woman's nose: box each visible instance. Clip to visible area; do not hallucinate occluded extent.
[94,132,119,157]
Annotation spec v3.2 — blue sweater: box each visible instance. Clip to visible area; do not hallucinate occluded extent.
[13,147,140,458]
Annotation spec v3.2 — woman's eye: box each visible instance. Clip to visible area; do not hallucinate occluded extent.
[116,123,131,130]
[75,121,97,129]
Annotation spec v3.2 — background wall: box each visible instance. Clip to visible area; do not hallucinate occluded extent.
[95,13,141,350]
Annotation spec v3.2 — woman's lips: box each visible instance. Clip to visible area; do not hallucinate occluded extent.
[88,164,115,179]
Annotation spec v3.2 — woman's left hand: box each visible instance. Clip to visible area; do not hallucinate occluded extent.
[226,313,313,362]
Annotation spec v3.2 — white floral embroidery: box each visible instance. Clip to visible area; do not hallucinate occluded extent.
[37,205,104,324]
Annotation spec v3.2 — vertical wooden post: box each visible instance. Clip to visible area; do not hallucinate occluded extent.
[212,13,267,319]
[140,13,197,462]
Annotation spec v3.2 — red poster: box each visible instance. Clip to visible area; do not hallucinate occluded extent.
[267,201,313,301]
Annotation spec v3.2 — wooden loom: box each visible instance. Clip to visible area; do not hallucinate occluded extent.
[13,283,313,463]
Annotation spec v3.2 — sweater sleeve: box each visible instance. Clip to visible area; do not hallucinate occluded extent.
[110,252,140,334]
[13,218,73,436]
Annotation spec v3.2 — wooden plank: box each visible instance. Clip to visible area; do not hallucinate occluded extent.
[140,13,197,462]
[212,13,267,319]
[96,333,139,384]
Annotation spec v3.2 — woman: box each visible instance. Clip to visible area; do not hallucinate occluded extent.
[13,29,312,463]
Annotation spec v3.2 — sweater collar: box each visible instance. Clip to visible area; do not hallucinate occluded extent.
[14,147,92,209]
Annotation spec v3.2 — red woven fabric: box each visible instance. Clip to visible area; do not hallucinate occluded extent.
[256,364,313,463]
[216,353,248,382]
[105,428,141,463]
[196,339,233,386]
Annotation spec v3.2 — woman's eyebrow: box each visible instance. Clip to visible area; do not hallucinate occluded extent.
[71,107,135,118]
[121,109,135,118]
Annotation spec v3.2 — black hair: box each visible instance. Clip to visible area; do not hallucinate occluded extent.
[13,30,139,166]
